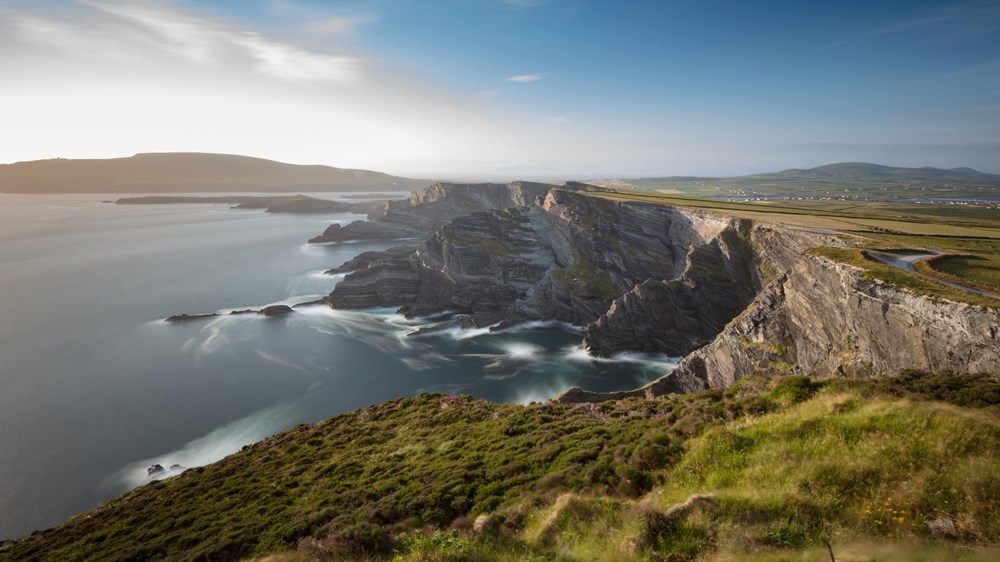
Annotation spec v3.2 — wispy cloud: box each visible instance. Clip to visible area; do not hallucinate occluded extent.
[467,0,546,8]
[832,0,1000,46]
[498,0,546,6]
[507,74,542,82]
[304,16,371,36]
[65,0,364,84]
[920,59,1000,92]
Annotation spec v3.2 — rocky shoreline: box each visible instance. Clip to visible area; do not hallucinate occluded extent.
[311,180,1000,399]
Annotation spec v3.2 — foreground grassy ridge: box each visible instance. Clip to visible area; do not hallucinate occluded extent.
[3,373,999,562]
[806,247,1000,308]
[496,374,1000,562]
[1,390,755,561]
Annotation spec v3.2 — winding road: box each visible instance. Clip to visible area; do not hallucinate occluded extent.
[866,250,1000,300]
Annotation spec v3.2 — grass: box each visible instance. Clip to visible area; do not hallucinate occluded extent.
[550,252,622,301]
[806,247,1000,308]
[451,235,515,256]
[4,372,1000,562]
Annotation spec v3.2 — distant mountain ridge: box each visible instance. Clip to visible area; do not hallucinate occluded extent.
[618,162,1000,199]
[0,153,430,193]
[750,162,995,182]
[636,162,998,184]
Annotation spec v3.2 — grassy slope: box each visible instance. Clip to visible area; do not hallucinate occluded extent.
[3,373,999,562]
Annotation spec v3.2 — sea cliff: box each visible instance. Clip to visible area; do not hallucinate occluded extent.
[319,181,1000,398]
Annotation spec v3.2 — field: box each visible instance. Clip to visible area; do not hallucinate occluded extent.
[592,189,1000,304]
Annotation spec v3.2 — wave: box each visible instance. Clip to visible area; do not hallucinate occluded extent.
[563,345,680,369]
[494,320,585,333]
[109,401,301,491]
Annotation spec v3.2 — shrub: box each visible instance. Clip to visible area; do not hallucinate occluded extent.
[768,375,821,404]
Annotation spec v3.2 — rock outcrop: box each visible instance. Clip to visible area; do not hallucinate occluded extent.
[165,304,296,323]
[582,225,759,356]
[662,252,1000,393]
[327,187,762,358]
[309,181,560,243]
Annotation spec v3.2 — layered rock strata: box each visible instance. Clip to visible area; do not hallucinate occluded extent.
[556,252,1000,403]
[326,187,761,357]
[664,252,1000,393]
[319,180,999,401]
[309,181,559,243]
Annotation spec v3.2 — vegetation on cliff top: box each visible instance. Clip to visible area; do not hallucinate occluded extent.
[807,246,1000,308]
[3,371,999,562]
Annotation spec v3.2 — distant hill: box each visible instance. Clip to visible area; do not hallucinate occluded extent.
[0,153,431,193]
[950,167,985,175]
[748,162,997,184]
[617,162,1000,200]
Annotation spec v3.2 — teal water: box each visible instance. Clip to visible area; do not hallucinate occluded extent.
[0,194,675,539]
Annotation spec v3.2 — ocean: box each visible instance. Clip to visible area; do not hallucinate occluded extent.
[0,193,675,540]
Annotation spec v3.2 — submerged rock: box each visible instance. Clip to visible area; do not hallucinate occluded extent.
[259,305,294,317]
[146,464,165,477]
[166,304,296,323]
[164,313,219,323]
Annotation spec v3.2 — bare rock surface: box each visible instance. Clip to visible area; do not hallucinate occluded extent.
[664,252,1000,393]
[309,181,558,243]
[327,186,760,357]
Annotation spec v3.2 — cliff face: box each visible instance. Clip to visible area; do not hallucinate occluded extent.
[322,180,998,398]
[664,253,1000,393]
[328,187,763,358]
[309,181,559,243]
[582,225,759,356]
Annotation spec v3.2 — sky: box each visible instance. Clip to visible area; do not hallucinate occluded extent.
[1,0,999,178]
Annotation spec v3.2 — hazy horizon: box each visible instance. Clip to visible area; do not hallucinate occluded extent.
[2,151,999,183]
[2,1,999,177]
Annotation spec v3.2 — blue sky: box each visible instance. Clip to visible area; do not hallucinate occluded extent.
[1,0,998,177]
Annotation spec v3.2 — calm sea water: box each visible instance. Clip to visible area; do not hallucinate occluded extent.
[0,193,675,540]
